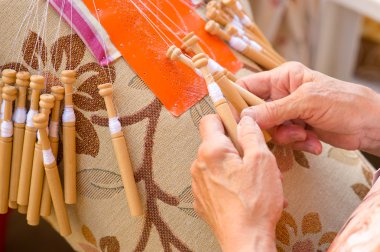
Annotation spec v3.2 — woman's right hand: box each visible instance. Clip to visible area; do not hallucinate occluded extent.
[239,62,380,156]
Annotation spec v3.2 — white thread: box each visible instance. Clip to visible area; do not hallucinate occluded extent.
[207,82,224,103]
[236,1,243,10]
[62,106,76,123]
[240,15,251,26]
[194,69,203,77]
[207,59,224,74]
[43,149,55,165]
[13,108,27,124]
[241,37,262,52]
[1,121,13,137]
[26,109,39,127]
[233,24,245,36]
[231,18,243,30]
[229,36,248,52]
[109,117,121,135]
[0,100,4,120]
[49,121,59,138]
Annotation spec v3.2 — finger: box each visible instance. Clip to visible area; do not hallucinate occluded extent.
[199,114,226,141]
[236,71,273,100]
[237,116,267,156]
[283,198,288,209]
[291,130,323,155]
[242,94,302,129]
[271,124,307,145]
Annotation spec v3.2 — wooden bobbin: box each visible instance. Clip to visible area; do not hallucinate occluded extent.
[98,83,143,217]
[9,71,31,209]
[61,70,77,205]
[192,53,242,154]
[33,113,71,236]
[166,45,196,71]
[205,21,278,69]
[17,75,45,213]
[1,69,17,86]
[0,86,17,214]
[181,32,204,54]
[225,24,285,64]
[27,94,55,226]
[0,81,4,124]
[40,86,64,217]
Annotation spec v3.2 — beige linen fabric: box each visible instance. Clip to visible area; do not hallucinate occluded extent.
[0,1,375,251]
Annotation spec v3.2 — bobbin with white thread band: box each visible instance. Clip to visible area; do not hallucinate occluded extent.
[61,70,77,205]
[33,113,71,236]
[9,71,30,209]
[27,94,55,226]
[0,86,17,214]
[17,75,45,213]
[98,83,144,217]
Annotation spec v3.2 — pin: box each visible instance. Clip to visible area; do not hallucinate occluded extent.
[98,83,143,216]
[17,75,45,213]
[33,113,71,236]
[27,94,55,226]
[9,71,30,209]
[0,86,17,214]
[61,70,77,205]
[40,86,65,217]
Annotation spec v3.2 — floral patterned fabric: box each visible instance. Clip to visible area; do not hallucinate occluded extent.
[0,1,376,251]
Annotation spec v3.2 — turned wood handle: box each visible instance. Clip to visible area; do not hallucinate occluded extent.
[63,123,77,204]
[0,137,13,214]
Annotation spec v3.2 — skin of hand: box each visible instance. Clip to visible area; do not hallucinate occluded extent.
[238,62,380,156]
[191,115,285,252]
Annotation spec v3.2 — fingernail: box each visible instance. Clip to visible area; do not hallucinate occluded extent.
[239,116,255,127]
[305,142,319,155]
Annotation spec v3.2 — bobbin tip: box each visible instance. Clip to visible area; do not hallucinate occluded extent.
[51,86,65,101]
[166,45,182,61]
[61,70,77,85]
[98,83,113,97]
[39,94,55,110]
[30,75,45,90]
[222,0,234,6]
[192,53,209,69]
[225,24,238,35]
[205,20,220,35]
[33,113,49,129]
[2,85,17,101]
[206,7,217,20]
[16,71,31,87]
[2,69,17,85]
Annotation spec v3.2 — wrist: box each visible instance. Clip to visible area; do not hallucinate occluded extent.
[219,226,276,252]
[361,89,380,156]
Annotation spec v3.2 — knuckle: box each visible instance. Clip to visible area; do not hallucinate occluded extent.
[198,142,226,161]
[264,102,279,122]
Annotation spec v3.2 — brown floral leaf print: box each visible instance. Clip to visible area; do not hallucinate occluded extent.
[50,34,86,71]
[74,62,116,112]
[293,150,310,168]
[75,109,99,157]
[99,236,120,252]
[318,232,337,246]
[362,165,373,185]
[82,225,97,247]
[292,239,314,252]
[276,211,298,246]
[272,146,294,172]
[77,168,123,199]
[277,246,286,252]
[0,63,28,72]
[78,243,99,252]
[190,97,215,128]
[302,212,322,235]
[22,31,47,70]
[128,75,149,90]
[351,183,370,200]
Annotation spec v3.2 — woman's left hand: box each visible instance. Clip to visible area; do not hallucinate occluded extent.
[191,115,285,252]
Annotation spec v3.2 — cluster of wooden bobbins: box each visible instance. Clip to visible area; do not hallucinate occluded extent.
[0,69,78,236]
[205,0,285,69]
[167,31,272,151]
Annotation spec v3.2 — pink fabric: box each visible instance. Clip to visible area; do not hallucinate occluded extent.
[49,0,121,66]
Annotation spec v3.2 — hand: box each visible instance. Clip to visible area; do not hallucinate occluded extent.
[238,62,380,156]
[191,115,285,252]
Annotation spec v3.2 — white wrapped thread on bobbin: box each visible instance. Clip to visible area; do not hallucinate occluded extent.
[231,18,243,30]
[62,106,76,123]
[207,59,224,74]
[241,36,262,52]
[1,120,13,138]
[108,117,122,135]
[0,100,4,120]
[49,121,59,138]
[229,36,248,52]
[26,109,39,127]
[207,82,225,103]
[240,15,251,26]
[42,148,55,166]
[236,1,243,10]
[37,127,49,141]
[13,107,27,124]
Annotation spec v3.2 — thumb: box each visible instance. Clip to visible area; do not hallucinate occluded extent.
[242,95,302,129]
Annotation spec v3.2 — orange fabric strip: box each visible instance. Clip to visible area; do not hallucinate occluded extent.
[83,0,242,116]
